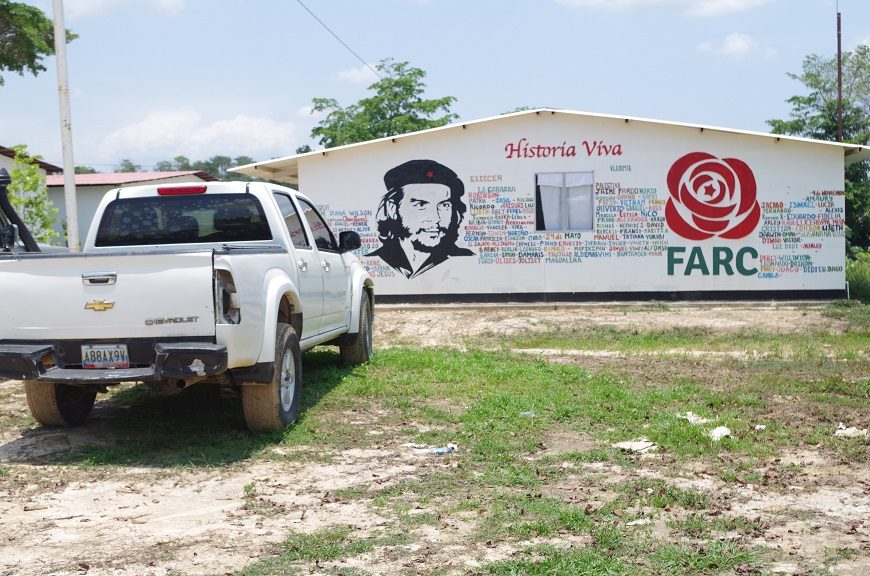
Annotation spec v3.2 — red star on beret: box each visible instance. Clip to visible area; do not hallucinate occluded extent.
[426,171,435,178]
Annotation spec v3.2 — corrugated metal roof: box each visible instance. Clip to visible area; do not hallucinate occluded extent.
[229,108,870,184]
[46,171,216,187]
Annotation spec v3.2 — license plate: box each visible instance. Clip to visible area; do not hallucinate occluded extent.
[81,344,130,369]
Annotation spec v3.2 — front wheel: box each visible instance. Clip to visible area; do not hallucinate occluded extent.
[25,381,97,427]
[241,323,302,432]
[340,290,373,365]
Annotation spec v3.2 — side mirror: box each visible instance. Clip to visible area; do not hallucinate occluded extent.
[1,223,18,252]
[338,230,361,253]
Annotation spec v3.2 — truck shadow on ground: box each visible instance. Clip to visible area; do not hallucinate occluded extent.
[0,350,352,468]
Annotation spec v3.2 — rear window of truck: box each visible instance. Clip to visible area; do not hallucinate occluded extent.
[95,194,272,246]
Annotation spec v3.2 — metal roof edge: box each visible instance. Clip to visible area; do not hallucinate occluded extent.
[229,108,869,178]
[45,170,216,187]
[0,144,64,174]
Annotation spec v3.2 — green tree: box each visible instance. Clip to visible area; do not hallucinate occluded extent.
[153,155,256,181]
[115,159,140,173]
[154,155,193,171]
[193,155,232,179]
[8,145,58,244]
[0,0,77,86]
[768,45,870,251]
[74,165,97,174]
[310,58,458,149]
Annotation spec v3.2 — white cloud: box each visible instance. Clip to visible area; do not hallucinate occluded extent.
[698,32,776,59]
[555,0,670,8]
[686,0,772,17]
[95,110,298,166]
[334,65,379,85]
[699,32,757,58]
[555,0,774,17]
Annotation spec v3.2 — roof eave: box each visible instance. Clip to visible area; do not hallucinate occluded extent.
[845,146,870,166]
[228,108,870,180]
[232,160,299,185]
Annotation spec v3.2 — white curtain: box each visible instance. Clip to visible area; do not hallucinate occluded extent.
[537,172,594,231]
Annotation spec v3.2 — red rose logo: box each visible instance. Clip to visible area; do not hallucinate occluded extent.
[665,152,761,240]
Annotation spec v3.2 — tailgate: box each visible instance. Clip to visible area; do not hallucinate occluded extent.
[0,251,216,341]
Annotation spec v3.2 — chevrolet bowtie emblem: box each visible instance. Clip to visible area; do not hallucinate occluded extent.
[85,299,115,312]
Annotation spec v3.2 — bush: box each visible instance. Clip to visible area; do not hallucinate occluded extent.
[846,250,870,303]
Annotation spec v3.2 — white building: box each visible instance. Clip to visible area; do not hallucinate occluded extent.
[0,145,62,179]
[238,109,869,301]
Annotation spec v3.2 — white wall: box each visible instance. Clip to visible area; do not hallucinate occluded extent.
[47,185,106,247]
[0,155,14,175]
[306,113,845,297]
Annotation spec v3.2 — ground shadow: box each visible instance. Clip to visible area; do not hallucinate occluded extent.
[0,350,355,468]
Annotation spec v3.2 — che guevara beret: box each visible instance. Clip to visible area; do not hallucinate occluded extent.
[383,159,464,195]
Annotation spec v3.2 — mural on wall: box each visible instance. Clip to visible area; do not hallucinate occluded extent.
[665,152,761,241]
[366,159,475,279]
[314,119,846,295]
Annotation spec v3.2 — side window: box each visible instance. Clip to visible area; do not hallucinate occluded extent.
[535,171,595,232]
[273,192,309,249]
[296,197,337,251]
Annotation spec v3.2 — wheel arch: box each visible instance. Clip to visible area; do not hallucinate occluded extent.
[346,272,375,335]
[258,276,302,365]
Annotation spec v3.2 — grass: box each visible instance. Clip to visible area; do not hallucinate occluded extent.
[475,544,635,575]
[237,525,391,575]
[473,492,597,541]
[846,256,870,303]
[6,302,869,575]
[478,318,870,358]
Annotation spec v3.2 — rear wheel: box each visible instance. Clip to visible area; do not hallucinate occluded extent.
[340,290,373,365]
[242,323,302,432]
[25,381,97,427]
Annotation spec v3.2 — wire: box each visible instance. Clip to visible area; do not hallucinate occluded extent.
[295,0,381,79]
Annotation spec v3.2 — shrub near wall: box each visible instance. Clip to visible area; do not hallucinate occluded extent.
[846,252,870,303]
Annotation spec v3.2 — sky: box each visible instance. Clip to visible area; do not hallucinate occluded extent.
[2,0,869,172]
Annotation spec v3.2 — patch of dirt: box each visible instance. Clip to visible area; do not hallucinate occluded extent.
[0,303,867,575]
[374,303,849,348]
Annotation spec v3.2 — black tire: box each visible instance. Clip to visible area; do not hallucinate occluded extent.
[24,381,97,427]
[340,290,373,365]
[241,323,302,432]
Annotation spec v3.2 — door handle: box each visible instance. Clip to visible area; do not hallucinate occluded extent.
[298,261,308,273]
[82,272,117,286]
[322,261,330,272]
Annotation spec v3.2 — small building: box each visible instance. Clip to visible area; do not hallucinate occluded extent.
[47,171,215,245]
[237,109,869,302]
[0,145,62,178]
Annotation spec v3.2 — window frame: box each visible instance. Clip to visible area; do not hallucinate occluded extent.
[272,191,311,250]
[295,196,339,253]
[534,171,595,232]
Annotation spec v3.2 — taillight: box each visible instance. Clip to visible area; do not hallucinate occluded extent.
[214,269,240,325]
[158,185,207,195]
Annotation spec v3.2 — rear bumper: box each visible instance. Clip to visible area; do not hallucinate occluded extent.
[0,342,227,384]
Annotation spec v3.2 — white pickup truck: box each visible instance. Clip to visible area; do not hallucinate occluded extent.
[0,181,374,432]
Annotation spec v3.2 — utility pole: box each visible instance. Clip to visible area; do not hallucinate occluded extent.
[52,0,80,251]
[836,2,843,142]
